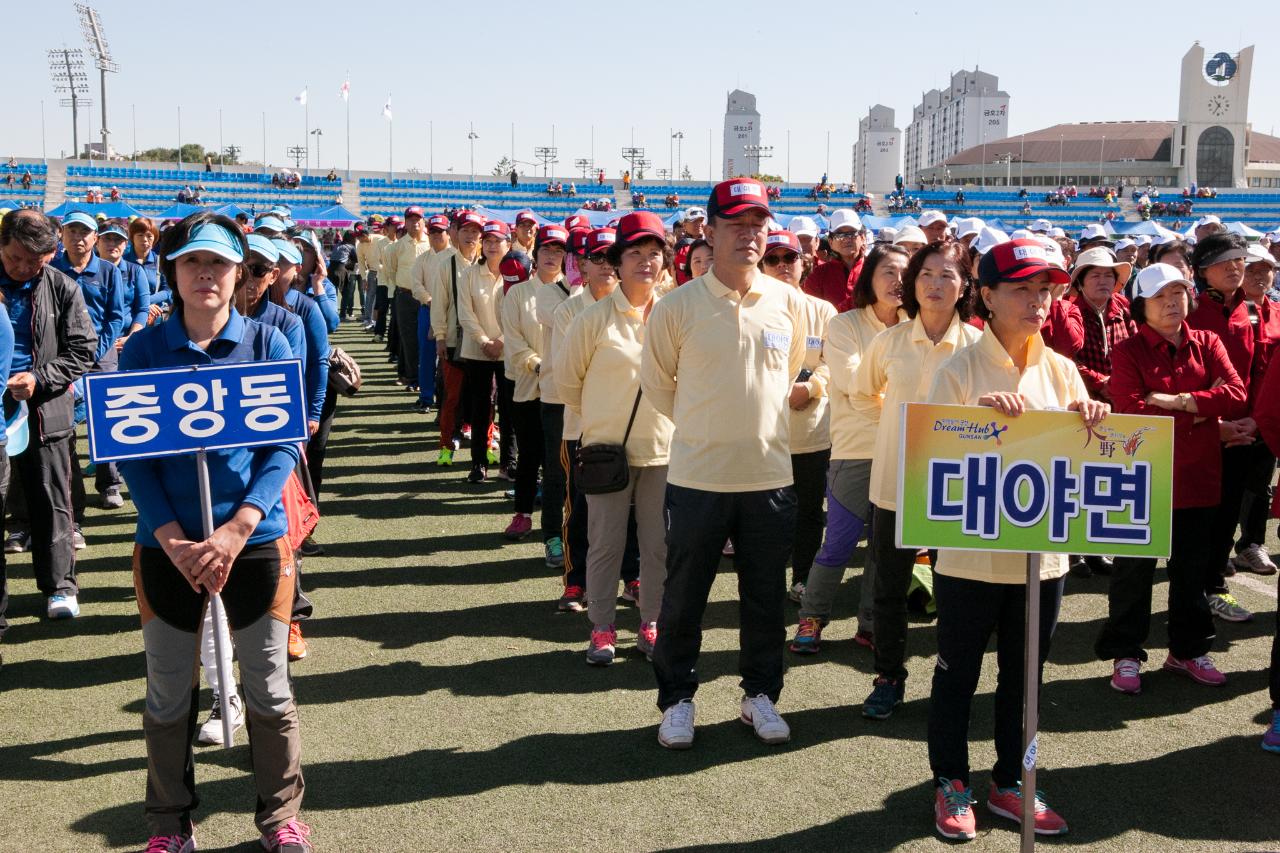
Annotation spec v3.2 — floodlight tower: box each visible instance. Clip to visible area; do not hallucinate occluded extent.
[47,47,91,158]
[76,4,118,158]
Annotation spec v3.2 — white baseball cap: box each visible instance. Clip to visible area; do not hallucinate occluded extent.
[1264,228,1280,245]
[876,226,899,243]
[972,226,1010,256]
[1246,245,1278,268]
[1008,229,1034,241]
[1030,219,1053,233]
[1080,223,1111,242]
[1049,227,1067,239]
[828,209,863,233]
[953,217,985,240]
[789,216,819,238]
[918,210,948,228]
[1135,263,1193,299]
[893,225,927,246]
[1194,214,1222,229]
[1036,236,1067,270]
[684,206,707,222]
[1114,237,1136,251]
[1133,235,1152,247]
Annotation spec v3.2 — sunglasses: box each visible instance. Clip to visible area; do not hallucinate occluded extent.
[830,231,861,241]
[763,252,800,266]
[248,263,276,278]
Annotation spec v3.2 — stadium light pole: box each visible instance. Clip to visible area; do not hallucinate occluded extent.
[48,47,90,161]
[41,100,48,164]
[1099,135,1106,186]
[177,105,182,168]
[672,131,684,182]
[786,129,791,184]
[1058,134,1063,187]
[76,4,117,160]
[311,128,323,174]
[219,109,224,169]
[468,124,479,185]
[131,103,136,168]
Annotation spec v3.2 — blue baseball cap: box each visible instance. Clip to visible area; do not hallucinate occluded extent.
[246,233,280,263]
[98,222,128,239]
[62,211,98,232]
[271,238,302,265]
[166,223,245,263]
[254,215,288,234]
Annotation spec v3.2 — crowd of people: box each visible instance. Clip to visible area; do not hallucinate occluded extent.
[2,175,1280,850]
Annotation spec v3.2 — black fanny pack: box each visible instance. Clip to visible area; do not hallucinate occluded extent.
[575,390,642,495]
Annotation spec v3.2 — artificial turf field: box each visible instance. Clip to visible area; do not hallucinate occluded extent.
[2,322,1278,853]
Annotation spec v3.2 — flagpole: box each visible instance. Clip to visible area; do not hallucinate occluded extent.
[304,87,310,177]
[344,71,351,181]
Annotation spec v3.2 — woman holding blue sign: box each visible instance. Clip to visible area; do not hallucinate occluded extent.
[923,238,1104,840]
[116,212,312,853]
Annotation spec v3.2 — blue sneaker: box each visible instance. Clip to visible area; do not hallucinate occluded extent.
[47,594,80,619]
[1263,710,1280,754]
[862,677,904,719]
[544,537,565,569]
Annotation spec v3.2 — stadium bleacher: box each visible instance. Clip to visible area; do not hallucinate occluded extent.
[0,162,49,208]
[357,178,617,218]
[62,164,345,216]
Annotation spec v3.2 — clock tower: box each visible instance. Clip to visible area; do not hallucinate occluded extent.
[1176,42,1253,188]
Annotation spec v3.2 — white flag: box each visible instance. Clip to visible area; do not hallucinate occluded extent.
[339,79,350,102]
[382,95,393,121]
[295,88,308,106]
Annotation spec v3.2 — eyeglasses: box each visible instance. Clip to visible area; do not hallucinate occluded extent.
[830,231,861,241]
[763,252,800,266]
[248,263,275,278]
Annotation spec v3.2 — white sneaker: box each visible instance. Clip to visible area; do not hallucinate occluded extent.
[46,594,80,619]
[740,693,791,744]
[658,699,696,750]
[197,694,244,746]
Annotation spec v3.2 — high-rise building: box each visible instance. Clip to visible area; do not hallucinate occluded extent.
[903,68,1009,184]
[853,105,901,193]
[722,89,760,179]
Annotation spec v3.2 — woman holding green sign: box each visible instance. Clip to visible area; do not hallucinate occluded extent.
[117,212,313,853]
[923,237,1104,841]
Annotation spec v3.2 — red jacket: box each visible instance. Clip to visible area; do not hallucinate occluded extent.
[1067,291,1136,401]
[1186,289,1254,403]
[1109,323,1247,509]
[803,255,863,312]
[1041,297,1085,359]
[1244,298,1280,408]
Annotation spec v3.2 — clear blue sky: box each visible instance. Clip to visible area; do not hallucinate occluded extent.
[9,1,1276,183]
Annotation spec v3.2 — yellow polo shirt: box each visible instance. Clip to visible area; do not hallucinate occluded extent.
[825,306,909,460]
[927,326,1089,583]
[855,313,981,510]
[455,262,504,362]
[790,292,838,454]
[558,287,674,467]
[534,277,578,404]
[640,269,809,492]
[356,234,385,277]
[551,288,602,441]
[500,277,543,403]
[409,247,437,305]
[429,246,477,350]
[386,234,432,292]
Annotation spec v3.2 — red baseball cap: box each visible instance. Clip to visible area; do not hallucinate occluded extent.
[386,215,404,227]
[569,229,592,255]
[515,209,538,225]
[978,238,1072,286]
[500,250,532,287]
[536,225,570,250]
[427,214,449,232]
[564,214,590,231]
[707,178,770,219]
[482,220,511,239]
[584,228,617,257]
[764,230,801,255]
[404,205,425,219]
[616,211,667,247]
[456,210,485,230]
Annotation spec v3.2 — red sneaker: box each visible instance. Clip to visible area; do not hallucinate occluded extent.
[1163,653,1227,686]
[934,778,977,840]
[503,513,533,540]
[986,782,1068,836]
[287,622,308,662]
[557,585,585,612]
[1110,657,1142,694]
[620,579,640,604]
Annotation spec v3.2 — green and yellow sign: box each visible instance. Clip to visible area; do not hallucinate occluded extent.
[896,403,1173,558]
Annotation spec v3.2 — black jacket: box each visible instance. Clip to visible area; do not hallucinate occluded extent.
[17,265,98,443]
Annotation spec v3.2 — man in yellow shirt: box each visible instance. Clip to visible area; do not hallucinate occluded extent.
[373,216,399,342]
[640,178,808,750]
[354,221,383,329]
[386,206,433,391]
[513,209,538,256]
[406,214,451,412]
[430,210,485,465]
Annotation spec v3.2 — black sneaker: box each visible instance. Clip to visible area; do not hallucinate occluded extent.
[4,530,29,554]
[467,466,487,484]
[298,536,324,557]
[1068,555,1091,578]
[862,677,905,720]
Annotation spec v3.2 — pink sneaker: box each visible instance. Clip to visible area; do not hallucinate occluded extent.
[934,778,977,840]
[1163,653,1227,686]
[260,818,312,851]
[637,621,658,659]
[1110,657,1142,694]
[145,833,195,853]
[586,624,617,666]
[503,513,533,540]
[620,579,640,603]
[986,783,1068,836]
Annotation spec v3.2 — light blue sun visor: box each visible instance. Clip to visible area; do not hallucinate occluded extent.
[165,223,245,263]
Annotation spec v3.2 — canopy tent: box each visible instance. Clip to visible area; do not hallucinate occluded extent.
[473,205,556,227]
[153,203,207,220]
[46,200,143,220]
[291,204,363,228]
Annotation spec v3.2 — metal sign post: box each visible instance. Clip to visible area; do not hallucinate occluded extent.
[1021,552,1041,852]
[197,448,235,749]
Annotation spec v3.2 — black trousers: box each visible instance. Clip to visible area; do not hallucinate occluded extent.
[560,437,638,589]
[540,404,566,540]
[304,388,338,501]
[0,450,12,637]
[464,360,502,469]
[1095,506,1216,662]
[385,289,399,354]
[1207,444,1254,594]
[870,507,923,682]
[1235,444,1276,552]
[373,285,390,337]
[510,399,543,518]
[334,267,355,318]
[790,448,830,586]
[394,289,419,383]
[496,376,515,469]
[13,433,76,599]
[653,484,797,710]
[928,572,1065,789]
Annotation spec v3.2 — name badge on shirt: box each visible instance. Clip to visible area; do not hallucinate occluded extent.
[763,330,791,351]
[805,335,823,350]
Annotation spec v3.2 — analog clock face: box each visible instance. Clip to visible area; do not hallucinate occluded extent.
[1208,94,1230,117]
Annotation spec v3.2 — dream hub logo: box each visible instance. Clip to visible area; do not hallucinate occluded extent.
[933,418,1009,446]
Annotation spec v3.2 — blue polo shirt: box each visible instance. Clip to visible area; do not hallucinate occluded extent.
[284,289,330,423]
[124,246,170,307]
[51,252,126,362]
[0,269,34,374]
[113,255,151,329]
[116,310,299,548]
[251,298,306,363]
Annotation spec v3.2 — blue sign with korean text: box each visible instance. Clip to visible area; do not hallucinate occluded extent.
[83,360,309,463]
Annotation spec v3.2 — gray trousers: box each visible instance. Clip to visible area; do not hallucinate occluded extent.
[798,458,877,630]
[585,464,668,627]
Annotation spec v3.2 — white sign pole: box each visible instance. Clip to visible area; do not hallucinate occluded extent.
[197,448,235,750]
[1021,552,1042,852]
